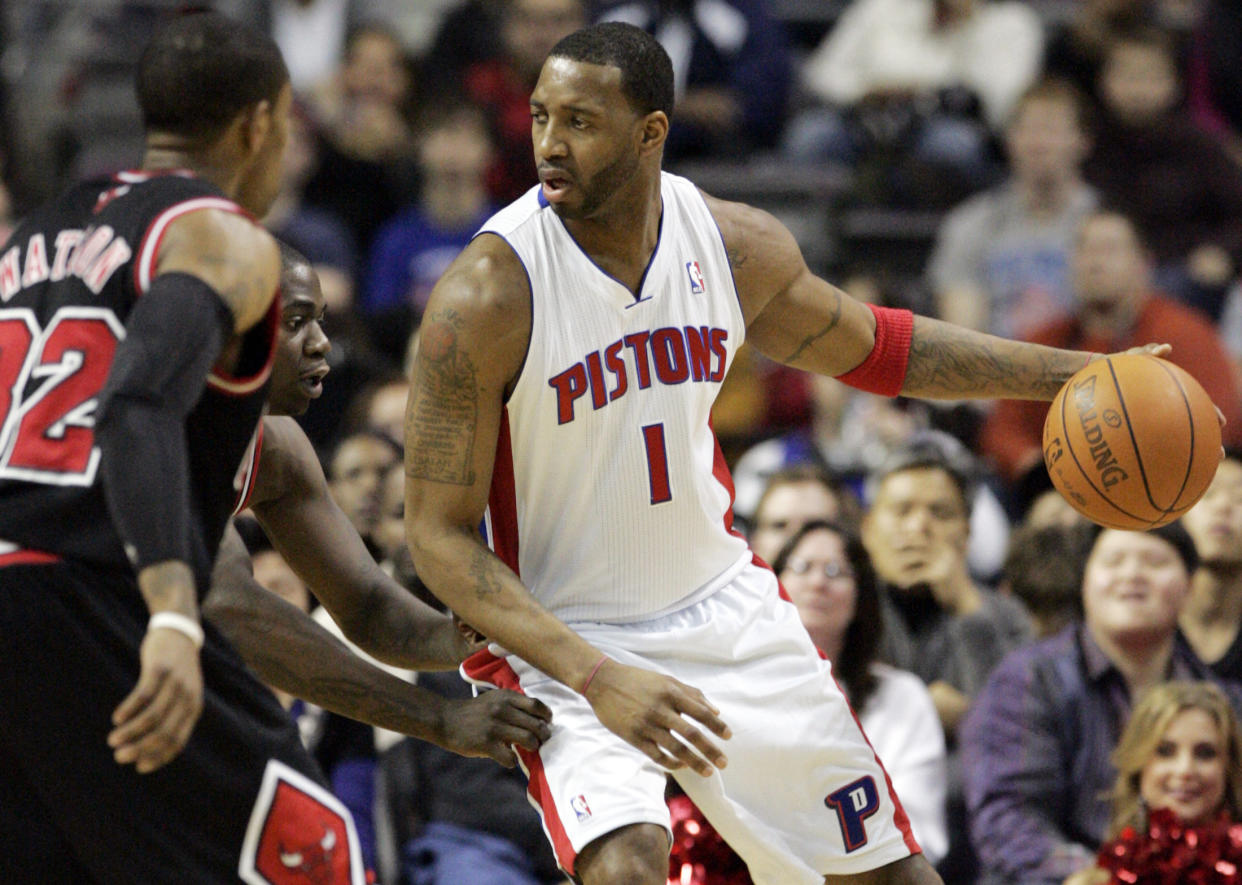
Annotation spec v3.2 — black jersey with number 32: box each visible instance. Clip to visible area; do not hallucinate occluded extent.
[0,170,277,587]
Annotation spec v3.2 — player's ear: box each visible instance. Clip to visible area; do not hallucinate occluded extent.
[638,111,668,156]
[239,99,273,157]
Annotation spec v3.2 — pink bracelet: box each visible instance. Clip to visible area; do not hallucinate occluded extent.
[581,654,609,695]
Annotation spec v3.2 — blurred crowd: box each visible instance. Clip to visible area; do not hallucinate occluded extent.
[5,1,1242,883]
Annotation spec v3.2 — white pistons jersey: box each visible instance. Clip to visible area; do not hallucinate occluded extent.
[478,172,751,623]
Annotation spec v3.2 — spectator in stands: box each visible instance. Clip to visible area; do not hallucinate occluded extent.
[464,0,586,204]
[1064,680,1242,885]
[418,0,507,101]
[1043,0,1171,105]
[861,435,1030,739]
[1021,487,1088,531]
[302,24,419,257]
[787,0,1043,204]
[328,429,401,558]
[961,522,1238,884]
[264,102,359,275]
[1179,453,1242,683]
[733,388,1013,580]
[347,376,410,448]
[373,462,420,593]
[979,209,1242,511]
[777,519,950,863]
[596,0,793,163]
[1000,520,1096,639]
[1085,26,1242,321]
[746,465,862,562]
[363,103,496,362]
[1188,0,1242,152]
[731,373,929,519]
[927,79,1098,339]
[861,433,1030,880]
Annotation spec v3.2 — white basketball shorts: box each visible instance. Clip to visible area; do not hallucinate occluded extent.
[461,557,920,883]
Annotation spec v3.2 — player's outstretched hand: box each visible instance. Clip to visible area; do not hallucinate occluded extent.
[439,689,552,767]
[108,627,204,774]
[584,659,731,777]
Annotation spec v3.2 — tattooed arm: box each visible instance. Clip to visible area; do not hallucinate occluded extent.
[404,234,730,776]
[711,195,1149,402]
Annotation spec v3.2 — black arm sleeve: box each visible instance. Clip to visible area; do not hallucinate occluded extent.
[96,271,233,582]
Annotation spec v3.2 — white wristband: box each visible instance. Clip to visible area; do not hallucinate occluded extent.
[148,611,204,649]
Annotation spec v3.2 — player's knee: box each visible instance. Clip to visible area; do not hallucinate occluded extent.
[577,823,669,885]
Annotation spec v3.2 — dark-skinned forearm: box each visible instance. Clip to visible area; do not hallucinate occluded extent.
[202,581,453,741]
[903,316,1092,401]
[345,571,460,671]
[410,525,605,692]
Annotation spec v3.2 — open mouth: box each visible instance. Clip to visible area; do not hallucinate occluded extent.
[539,169,573,202]
[299,365,329,397]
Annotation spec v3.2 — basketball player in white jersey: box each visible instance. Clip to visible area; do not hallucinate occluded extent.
[403,23,1168,885]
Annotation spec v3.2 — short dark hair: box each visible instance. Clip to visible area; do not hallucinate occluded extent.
[137,11,289,141]
[772,519,882,713]
[867,430,977,512]
[1011,77,1091,133]
[752,463,862,533]
[1087,519,1201,575]
[548,22,674,118]
[1004,522,1095,622]
[277,240,311,279]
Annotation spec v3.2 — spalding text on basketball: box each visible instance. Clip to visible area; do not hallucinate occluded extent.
[1072,374,1130,489]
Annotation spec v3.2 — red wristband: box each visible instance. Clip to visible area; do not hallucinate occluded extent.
[834,304,914,397]
[581,654,608,696]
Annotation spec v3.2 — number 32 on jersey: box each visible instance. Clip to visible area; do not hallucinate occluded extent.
[0,307,123,486]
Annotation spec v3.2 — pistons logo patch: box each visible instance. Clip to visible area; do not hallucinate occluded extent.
[239,759,364,885]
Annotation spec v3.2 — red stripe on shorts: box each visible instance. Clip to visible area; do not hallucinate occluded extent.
[461,648,578,875]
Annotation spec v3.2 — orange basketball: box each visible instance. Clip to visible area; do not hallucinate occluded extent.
[1042,354,1222,529]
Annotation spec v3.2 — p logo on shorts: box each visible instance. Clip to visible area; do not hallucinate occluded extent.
[825,776,879,853]
[239,759,365,885]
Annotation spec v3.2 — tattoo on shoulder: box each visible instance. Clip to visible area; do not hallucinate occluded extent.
[726,227,749,271]
[406,308,478,485]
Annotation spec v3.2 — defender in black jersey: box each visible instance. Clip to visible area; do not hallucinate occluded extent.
[0,13,363,884]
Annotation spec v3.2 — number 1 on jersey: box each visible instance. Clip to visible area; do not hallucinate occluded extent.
[642,423,672,505]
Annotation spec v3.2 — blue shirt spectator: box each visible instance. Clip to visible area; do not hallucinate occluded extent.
[363,204,494,317]
[962,525,1242,884]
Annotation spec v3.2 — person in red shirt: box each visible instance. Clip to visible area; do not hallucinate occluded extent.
[980,208,1242,513]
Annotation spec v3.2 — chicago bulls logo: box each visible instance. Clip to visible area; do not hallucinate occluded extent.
[239,759,364,885]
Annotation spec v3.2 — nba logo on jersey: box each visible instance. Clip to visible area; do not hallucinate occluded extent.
[570,794,593,822]
[685,260,705,294]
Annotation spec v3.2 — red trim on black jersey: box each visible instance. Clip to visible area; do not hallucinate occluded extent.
[206,294,278,397]
[132,196,253,295]
[0,548,60,567]
[231,420,266,516]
